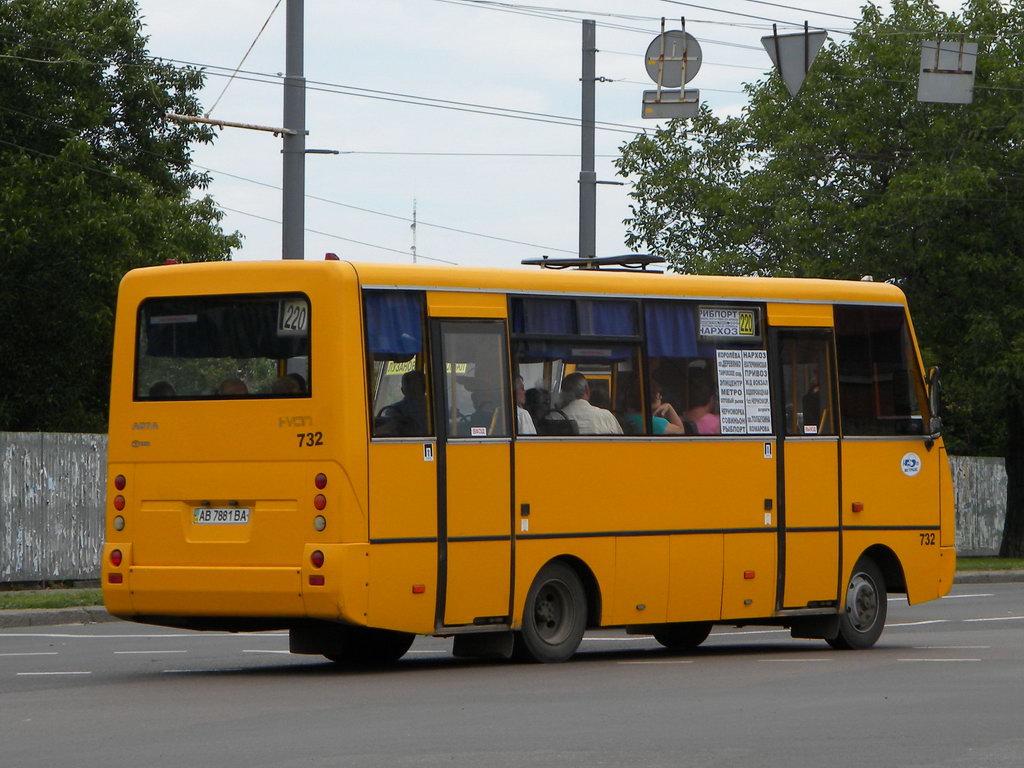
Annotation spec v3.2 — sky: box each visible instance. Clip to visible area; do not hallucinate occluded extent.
[131,0,964,268]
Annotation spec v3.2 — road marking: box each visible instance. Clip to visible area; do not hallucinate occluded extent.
[964,616,1024,623]
[161,668,248,674]
[888,620,950,627]
[114,650,188,655]
[758,659,833,663]
[941,593,993,599]
[897,658,981,662]
[406,650,448,655]
[241,649,290,654]
[617,660,695,665]
[0,652,59,657]
[16,671,92,676]
[914,646,990,650]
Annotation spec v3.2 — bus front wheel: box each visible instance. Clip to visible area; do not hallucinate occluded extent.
[514,561,587,663]
[828,557,887,650]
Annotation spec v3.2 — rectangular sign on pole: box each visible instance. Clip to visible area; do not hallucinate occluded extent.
[641,89,700,119]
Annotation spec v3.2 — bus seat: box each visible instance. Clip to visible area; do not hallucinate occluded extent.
[538,409,579,436]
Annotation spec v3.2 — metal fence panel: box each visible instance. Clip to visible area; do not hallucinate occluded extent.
[1,432,106,582]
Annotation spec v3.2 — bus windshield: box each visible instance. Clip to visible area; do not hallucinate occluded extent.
[134,293,311,399]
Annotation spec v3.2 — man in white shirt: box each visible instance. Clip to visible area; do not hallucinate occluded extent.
[558,372,623,435]
[514,375,537,435]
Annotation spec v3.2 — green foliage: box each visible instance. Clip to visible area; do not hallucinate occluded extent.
[0,0,241,432]
[617,0,1024,554]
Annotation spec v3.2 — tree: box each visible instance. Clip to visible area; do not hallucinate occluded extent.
[616,0,1024,556]
[0,0,241,432]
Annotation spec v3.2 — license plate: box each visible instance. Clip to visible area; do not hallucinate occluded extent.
[193,507,251,525]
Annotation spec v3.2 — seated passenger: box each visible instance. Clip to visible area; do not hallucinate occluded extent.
[525,387,550,427]
[622,384,683,435]
[558,372,622,435]
[148,381,176,398]
[514,376,536,435]
[218,378,248,396]
[271,373,306,395]
[683,374,720,435]
[377,370,428,436]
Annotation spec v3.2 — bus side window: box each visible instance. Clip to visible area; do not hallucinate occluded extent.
[364,291,433,438]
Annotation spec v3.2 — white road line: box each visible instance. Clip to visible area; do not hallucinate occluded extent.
[241,649,290,655]
[617,660,695,665]
[0,652,59,657]
[941,594,993,599]
[16,671,92,676]
[914,646,990,650]
[114,650,188,655]
[888,620,950,627]
[897,658,981,662]
[964,616,1024,623]
[406,650,448,655]
[161,668,248,674]
[758,659,833,663]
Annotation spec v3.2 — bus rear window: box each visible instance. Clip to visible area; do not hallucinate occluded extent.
[135,294,311,400]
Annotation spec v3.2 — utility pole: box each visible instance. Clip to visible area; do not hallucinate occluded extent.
[579,19,596,263]
[282,0,306,259]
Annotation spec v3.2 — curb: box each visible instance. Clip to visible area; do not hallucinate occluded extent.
[954,570,1024,584]
[0,606,120,629]
[2,573,1022,629]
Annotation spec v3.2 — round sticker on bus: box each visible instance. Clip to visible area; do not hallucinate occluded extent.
[901,452,922,477]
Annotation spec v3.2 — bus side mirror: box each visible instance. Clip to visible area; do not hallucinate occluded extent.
[926,366,942,436]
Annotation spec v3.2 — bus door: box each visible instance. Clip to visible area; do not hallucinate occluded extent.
[429,307,513,629]
[774,327,841,610]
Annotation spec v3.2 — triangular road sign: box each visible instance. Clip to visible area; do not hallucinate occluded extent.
[761,28,828,98]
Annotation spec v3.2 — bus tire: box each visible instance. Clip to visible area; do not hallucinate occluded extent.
[514,561,587,663]
[325,627,415,667]
[652,621,713,651]
[827,557,887,650]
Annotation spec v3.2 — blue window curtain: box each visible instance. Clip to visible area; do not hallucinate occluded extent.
[644,302,700,358]
[364,291,423,358]
[578,300,638,336]
[512,298,575,335]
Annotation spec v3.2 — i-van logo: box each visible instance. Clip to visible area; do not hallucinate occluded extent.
[278,415,313,428]
[901,452,922,477]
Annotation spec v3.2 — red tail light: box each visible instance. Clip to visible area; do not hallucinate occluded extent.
[110,549,123,567]
[114,475,126,491]
[314,473,328,489]
[314,494,327,510]
[113,495,125,511]
[310,550,325,568]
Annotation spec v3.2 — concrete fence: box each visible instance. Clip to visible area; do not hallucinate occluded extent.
[0,432,1012,583]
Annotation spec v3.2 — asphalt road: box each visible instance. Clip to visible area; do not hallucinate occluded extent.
[1,583,1022,768]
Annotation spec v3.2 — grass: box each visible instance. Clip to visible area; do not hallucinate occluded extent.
[0,589,104,611]
[0,556,1021,611]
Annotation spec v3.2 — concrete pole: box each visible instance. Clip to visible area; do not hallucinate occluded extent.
[282,0,306,259]
[579,19,596,262]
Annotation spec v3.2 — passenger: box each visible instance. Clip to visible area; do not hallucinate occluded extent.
[218,378,248,396]
[148,381,176,398]
[271,374,306,395]
[622,383,683,435]
[683,374,720,435]
[514,376,536,435]
[525,387,550,427]
[558,372,622,435]
[378,370,428,435]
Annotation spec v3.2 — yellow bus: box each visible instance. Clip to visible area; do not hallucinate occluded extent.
[102,256,956,664]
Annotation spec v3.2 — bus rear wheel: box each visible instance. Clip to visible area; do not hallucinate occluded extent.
[325,627,415,667]
[514,561,587,663]
[652,621,713,651]
[827,557,887,650]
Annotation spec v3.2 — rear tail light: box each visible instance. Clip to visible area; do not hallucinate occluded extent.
[110,549,123,567]
[313,494,327,510]
[114,475,126,491]
[314,473,328,489]
[310,550,325,568]
[108,573,124,584]
[113,495,125,511]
